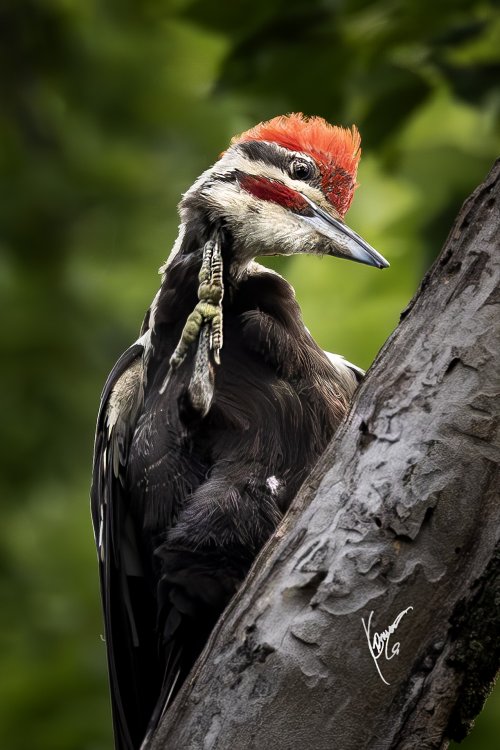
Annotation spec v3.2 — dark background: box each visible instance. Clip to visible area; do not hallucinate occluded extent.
[0,1,498,748]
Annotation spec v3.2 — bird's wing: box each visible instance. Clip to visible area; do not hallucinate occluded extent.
[91,336,150,750]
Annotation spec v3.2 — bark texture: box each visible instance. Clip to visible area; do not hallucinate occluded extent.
[150,161,500,750]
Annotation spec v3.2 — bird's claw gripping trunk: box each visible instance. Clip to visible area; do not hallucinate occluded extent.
[160,232,224,417]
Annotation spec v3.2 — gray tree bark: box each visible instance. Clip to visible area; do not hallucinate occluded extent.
[150,161,500,750]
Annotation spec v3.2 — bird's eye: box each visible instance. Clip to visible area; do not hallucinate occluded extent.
[290,159,313,181]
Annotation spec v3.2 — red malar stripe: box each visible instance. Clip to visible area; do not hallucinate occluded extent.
[240,175,308,212]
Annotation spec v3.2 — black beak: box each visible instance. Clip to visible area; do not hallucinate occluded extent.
[298,194,389,269]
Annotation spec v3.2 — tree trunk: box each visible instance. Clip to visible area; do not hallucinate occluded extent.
[150,161,500,750]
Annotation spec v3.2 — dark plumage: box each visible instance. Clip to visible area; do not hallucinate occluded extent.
[91,114,388,750]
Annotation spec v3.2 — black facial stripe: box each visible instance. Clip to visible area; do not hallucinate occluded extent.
[237,141,289,171]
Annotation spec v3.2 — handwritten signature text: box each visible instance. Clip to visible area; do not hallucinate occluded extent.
[361,606,413,685]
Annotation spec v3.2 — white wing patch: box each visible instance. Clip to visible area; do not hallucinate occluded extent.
[266,475,281,495]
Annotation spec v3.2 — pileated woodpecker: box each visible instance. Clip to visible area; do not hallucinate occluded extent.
[91,113,388,750]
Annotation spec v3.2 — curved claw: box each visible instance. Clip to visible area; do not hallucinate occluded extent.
[160,232,224,406]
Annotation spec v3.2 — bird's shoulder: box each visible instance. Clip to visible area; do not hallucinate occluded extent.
[91,335,147,536]
[234,262,300,319]
[230,265,333,379]
[95,335,147,440]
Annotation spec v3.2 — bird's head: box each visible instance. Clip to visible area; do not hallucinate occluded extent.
[177,113,388,271]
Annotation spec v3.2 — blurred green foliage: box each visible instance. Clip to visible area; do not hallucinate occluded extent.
[0,1,498,748]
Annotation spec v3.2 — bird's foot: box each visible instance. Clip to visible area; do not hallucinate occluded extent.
[197,237,224,364]
[167,300,221,371]
[159,235,224,407]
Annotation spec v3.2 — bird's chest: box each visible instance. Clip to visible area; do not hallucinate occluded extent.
[131,324,334,519]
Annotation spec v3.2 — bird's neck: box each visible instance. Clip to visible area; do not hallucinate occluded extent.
[150,215,249,333]
[165,208,254,283]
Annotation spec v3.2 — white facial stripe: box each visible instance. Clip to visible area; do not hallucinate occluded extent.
[206,180,254,225]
